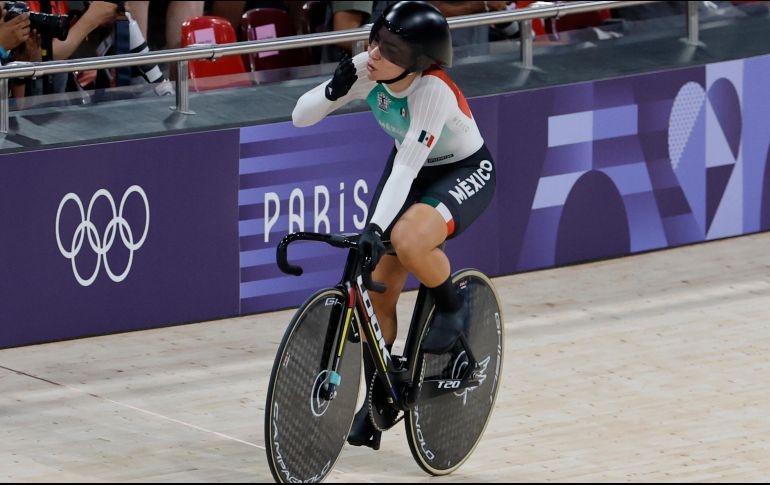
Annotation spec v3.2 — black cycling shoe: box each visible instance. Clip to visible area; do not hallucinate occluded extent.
[347,406,381,450]
[422,299,469,355]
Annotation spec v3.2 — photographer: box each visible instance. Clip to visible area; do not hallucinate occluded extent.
[8,1,122,96]
[0,2,30,64]
[9,27,38,99]
[52,1,120,60]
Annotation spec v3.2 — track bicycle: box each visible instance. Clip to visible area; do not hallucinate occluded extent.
[265,231,504,482]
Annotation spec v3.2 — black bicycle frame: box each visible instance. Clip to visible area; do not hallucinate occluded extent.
[277,232,480,410]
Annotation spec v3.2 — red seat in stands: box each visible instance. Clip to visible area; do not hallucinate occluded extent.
[240,8,311,71]
[181,16,251,91]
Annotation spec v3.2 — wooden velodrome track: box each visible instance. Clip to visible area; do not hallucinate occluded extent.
[2,233,770,482]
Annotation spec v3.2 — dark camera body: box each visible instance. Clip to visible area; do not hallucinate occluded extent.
[4,1,70,41]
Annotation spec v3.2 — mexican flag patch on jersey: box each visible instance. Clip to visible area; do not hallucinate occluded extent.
[418,130,435,148]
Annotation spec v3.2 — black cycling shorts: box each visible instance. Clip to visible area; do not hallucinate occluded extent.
[368,144,496,240]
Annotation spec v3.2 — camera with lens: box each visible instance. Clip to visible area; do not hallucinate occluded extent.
[4,1,70,41]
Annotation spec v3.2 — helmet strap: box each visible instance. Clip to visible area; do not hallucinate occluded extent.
[377,69,411,85]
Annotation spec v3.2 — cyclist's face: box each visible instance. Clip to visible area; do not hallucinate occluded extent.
[366,41,405,81]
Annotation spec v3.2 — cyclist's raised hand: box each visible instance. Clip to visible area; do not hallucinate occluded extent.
[359,223,386,271]
[325,53,358,101]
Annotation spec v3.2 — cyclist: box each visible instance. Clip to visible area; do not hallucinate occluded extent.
[292,1,496,450]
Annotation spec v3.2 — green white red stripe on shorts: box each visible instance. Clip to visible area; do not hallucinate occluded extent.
[421,196,455,236]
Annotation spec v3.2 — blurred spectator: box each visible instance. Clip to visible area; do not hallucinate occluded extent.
[125,1,204,78]
[126,1,203,50]
[210,1,304,35]
[9,29,38,99]
[430,2,509,56]
[489,2,521,41]
[3,1,120,97]
[12,29,39,61]
[611,1,740,21]
[611,1,689,21]
[53,1,120,60]
[0,1,32,99]
[21,1,121,95]
[210,0,250,29]
[0,2,30,64]
[321,1,372,62]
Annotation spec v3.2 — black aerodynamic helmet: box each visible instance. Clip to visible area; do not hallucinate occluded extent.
[369,1,453,73]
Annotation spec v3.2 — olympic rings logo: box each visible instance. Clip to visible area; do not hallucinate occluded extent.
[55,186,150,287]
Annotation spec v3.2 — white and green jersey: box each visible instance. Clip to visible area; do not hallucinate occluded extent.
[292,52,484,231]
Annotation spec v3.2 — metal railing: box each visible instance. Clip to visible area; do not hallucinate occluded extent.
[0,0,700,134]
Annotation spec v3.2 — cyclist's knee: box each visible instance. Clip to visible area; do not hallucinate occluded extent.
[392,223,433,266]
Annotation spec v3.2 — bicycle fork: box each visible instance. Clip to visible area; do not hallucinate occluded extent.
[318,280,359,402]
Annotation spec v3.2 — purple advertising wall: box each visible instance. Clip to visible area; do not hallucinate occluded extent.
[502,55,770,273]
[2,53,768,347]
[0,130,240,348]
[239,54,770,313]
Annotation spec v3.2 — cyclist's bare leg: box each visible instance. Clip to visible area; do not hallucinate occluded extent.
[391,203,468,354]
[367,254,409,346]
[390,203,449,286]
